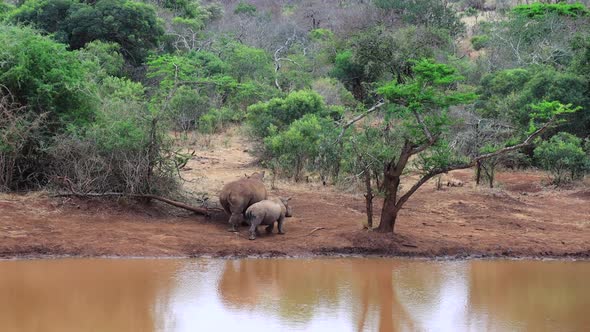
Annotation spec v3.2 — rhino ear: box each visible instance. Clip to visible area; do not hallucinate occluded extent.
[286,197,292,201]
[244,173,249,178]
[260,171,266,179]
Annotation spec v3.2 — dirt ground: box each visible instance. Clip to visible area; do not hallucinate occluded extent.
[1,128,589,259]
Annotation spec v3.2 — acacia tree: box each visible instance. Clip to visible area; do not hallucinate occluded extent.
[357,59,577,233]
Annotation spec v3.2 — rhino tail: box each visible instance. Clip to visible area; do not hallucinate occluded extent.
[245,209,254,223]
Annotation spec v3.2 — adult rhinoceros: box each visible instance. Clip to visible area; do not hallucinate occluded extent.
[219,171,267,232]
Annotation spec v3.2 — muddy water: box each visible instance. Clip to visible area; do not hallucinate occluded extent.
[0,259,588,332]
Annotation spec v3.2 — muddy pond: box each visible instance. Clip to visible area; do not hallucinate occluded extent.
[0,258,588,332]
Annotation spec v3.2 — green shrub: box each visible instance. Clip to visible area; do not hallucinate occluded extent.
[0,24,95,129]
[309,28,334,41]
[264,114,336,181]
[168,86,209,132]
[234,1,256,15]
[0,0,13,19]
[50,76,179,195]
[512,3,589,18]
[246,90,329,138]
[534,132,589,185]
[198,107,243,134]
[11,0,164,64]
[77,41,125,78]
[471,35,489,50]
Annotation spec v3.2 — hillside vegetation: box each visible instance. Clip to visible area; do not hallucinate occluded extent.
[0,0,589,233]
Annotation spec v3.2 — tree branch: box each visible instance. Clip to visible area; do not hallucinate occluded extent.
[335,99,385,142]
[54,176,219,216]
[413,110,434,143]
[473,118,553,163]
[274,30,298,91]
[395,117,556,210]
[54,192,219,216]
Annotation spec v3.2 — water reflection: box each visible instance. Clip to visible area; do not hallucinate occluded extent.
[216,259,457,331]
[0,259,180,332]
[0,258,588,332]
[467,260,590,332]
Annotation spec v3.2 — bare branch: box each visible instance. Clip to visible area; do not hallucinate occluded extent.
[55,191,217,215]
[473,118,553,163]
[274,30,298,91]
[413,110,434,143]
[335,99,385,142]
[395,116,556,210]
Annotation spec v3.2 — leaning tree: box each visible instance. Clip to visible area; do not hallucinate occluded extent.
[339,59,578,233]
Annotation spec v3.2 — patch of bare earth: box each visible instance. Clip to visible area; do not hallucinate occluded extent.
[1,128,589,259]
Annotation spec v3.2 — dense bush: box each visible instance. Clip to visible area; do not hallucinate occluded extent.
[333,26,452,101]
[77,41,126,79]
[0,87,46,190]
[0,24,96,128]
[476,67,590,137]
[234,1,256,15]
[0,24,100,189]
[49,76,180,195]
[513,3,589,18]
[167,86,209,133]
[11,0,164,64]
[534,132,589,185]
[471,35,489,50]
[247,90,333,138]
[264,114,337,182]
[373,0,464,36]
[199,107,244,134]
[0,24,178,193]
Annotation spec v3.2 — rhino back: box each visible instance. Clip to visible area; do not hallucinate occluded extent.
[220,178,267,212]
[246,200,283,223]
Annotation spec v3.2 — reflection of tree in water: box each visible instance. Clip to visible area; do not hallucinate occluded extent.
[467,261,590,332]
[0,259,181,332]
[218,259,345,323]
[218,258,446,331]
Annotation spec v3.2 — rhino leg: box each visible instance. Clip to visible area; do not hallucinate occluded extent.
[277,216,285,235]
[249,216,262,240]
[227,212,243,232]
[265,223,274,234]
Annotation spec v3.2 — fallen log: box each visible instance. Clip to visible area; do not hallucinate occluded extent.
[54,192,219,216]
[52,176,221,216]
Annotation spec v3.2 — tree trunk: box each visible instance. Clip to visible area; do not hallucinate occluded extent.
[375,171,400,233]
[294,157,302,182]
[475,160,482,186]
[376,194,398,233]
[364,169,374,228]
[146,117,158,197]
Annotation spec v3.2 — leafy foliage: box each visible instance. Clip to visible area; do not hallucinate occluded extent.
[265,114,336,181]
[471,35,489,50]
[333,26,452,101]
[534,132,589,185]
[77,40,125,78]
[476,68,590,137]
[373,0,464,35]
[512,3,589,18]
[234,1,256,16]
[0,24,95,128]
[247,90,335,138]
[1,0,589,224]
[378,59,477,141]
[11,0,164,64]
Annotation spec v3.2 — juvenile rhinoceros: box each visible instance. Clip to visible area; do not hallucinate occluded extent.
[219,171,267,232]
[244,197,292,240]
